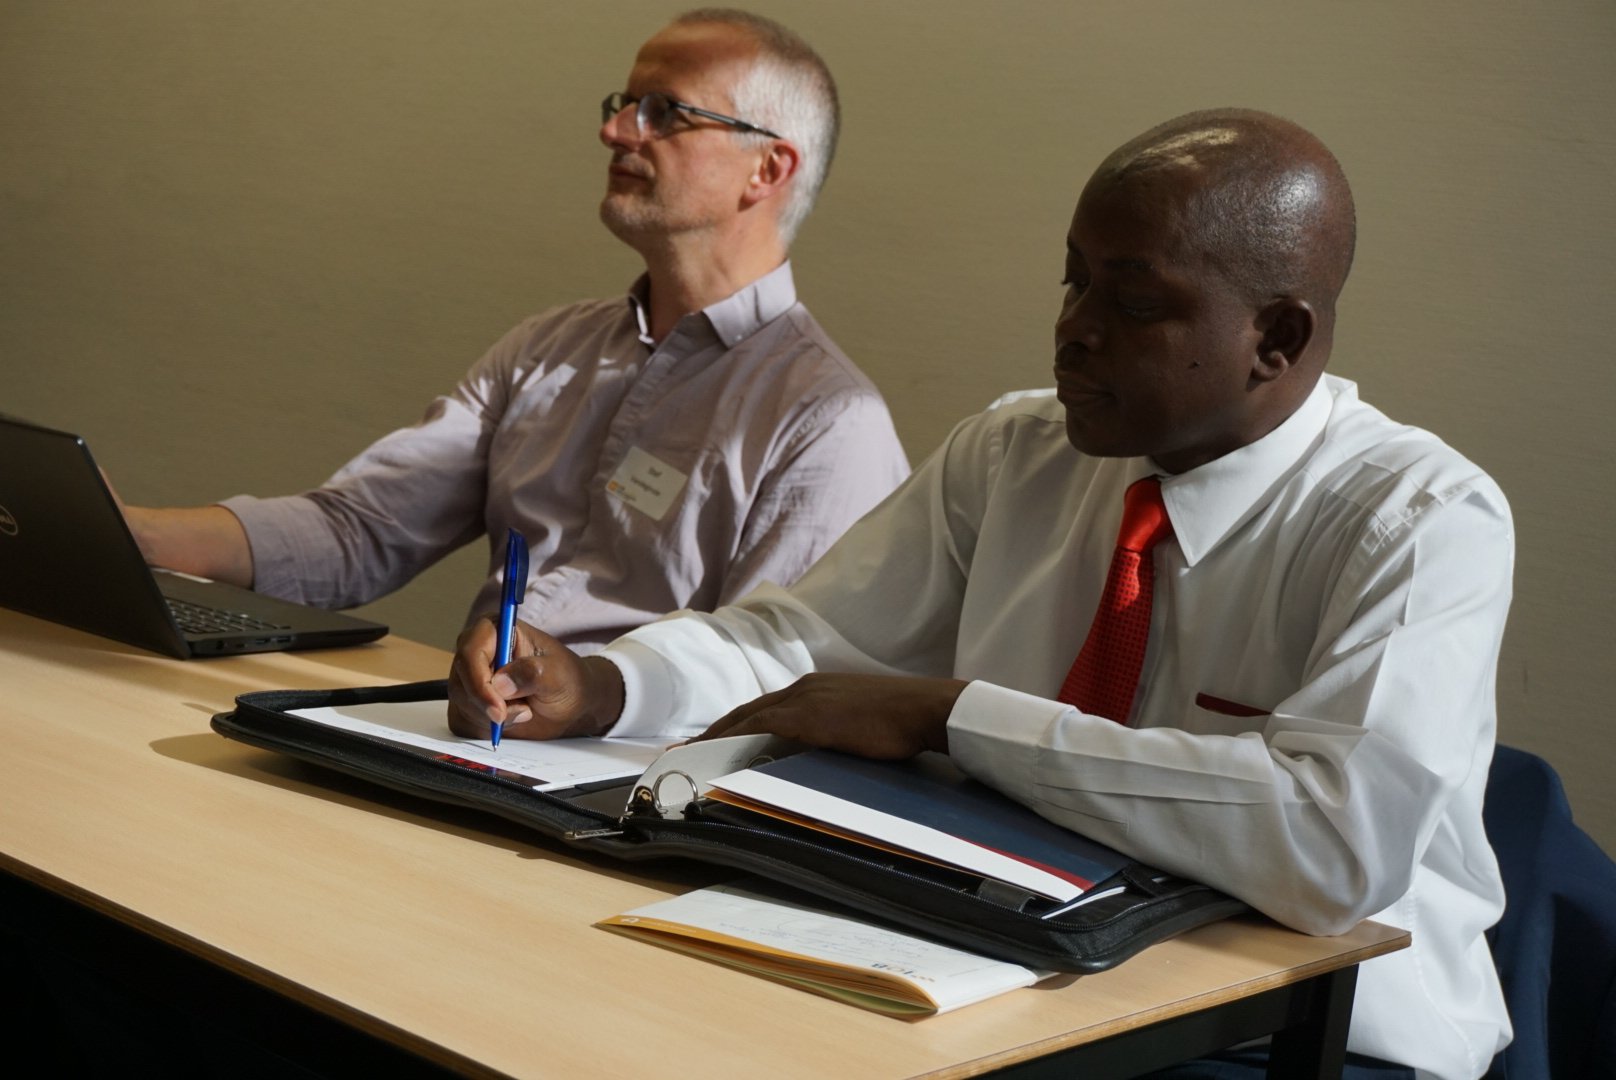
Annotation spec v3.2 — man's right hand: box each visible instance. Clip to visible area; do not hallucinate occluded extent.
[446,618,625,741]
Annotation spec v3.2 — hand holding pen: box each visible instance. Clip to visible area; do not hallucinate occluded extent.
[491,527,529,750]
[444,526,625,743]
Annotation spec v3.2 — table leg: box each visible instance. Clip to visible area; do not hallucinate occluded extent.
[982,964,1362,1079]
[1266,964,1358,1080]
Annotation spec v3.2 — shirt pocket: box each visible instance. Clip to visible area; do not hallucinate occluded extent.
[1185,692,1273,738]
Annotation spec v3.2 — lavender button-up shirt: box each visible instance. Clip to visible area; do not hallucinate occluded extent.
[223,262,909,650]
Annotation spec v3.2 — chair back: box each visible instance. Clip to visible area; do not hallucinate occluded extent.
[1482,746,1616,1079]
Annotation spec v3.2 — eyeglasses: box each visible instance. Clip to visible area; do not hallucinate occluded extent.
[600,91,781,141]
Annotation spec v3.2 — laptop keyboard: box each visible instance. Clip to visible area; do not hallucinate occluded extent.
[166,597,291,635]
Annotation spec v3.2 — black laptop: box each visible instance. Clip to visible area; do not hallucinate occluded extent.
[0,416,388,658]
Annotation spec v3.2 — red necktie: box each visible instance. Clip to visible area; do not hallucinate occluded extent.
[1056,476,1174,723]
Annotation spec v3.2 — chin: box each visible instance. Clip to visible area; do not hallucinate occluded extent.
[600,199,657,241]
[1064,412,1133,458]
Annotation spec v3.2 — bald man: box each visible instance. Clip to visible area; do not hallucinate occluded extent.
[453,111,1513,1079]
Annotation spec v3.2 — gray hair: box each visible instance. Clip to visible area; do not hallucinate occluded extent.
[674,9,840,245]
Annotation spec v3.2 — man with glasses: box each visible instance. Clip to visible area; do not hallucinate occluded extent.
[117,8,907,651]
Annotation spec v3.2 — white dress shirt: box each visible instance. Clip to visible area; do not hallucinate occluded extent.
[604,375,1514,1079]
[223,262,909,650]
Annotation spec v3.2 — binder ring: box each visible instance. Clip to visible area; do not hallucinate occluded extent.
[650,769,700,814]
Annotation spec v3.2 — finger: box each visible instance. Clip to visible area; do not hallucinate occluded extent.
[452,618,507,720]
[481,620,559,726]
[491,629,602,739]
[691,686,798,742]
[446,666,493,738]
[98,467,126,509]
[488,648,553,708]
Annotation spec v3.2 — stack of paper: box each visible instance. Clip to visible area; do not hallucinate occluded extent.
[598,881,1052,1016]
[704,750,1129,904]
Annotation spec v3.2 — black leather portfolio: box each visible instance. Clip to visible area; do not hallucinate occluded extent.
[213,678,1247,973]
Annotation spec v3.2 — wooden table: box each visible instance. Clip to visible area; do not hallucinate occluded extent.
[0,608,1407,1078]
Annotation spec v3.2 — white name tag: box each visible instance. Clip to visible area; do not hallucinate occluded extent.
[605,446,688,522]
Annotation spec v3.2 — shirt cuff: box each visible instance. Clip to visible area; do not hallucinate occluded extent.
[215,494,276,591]
[217,494,326,604]
[600,637,694,738]
[946,680,1071,796]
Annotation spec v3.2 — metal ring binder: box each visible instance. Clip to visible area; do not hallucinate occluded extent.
[641,768,700,816]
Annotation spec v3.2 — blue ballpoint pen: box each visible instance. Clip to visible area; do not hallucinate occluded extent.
[491,527,529,750]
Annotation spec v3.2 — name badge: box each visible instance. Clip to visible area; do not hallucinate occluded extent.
[605,447,688,522]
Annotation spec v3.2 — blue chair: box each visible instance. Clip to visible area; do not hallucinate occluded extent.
[1483,746,1616,1080]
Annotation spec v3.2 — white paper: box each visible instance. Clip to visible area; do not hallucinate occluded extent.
[611,882,1050,1013]
[288,699,672,790]
[707,769,1081,902]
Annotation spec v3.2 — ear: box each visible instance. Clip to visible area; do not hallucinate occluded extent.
[740,140,801,210]
[1251,298,1315,383]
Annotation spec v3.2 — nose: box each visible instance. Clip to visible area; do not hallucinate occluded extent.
[1054,285,1102,360]
[600,101,642,151]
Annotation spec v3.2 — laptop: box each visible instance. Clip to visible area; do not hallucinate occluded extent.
[0,416,388,658]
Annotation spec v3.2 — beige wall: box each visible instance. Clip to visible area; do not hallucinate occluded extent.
[3,1,1612,852]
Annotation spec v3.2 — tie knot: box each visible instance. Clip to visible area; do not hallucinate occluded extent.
[1117,476,1173,553]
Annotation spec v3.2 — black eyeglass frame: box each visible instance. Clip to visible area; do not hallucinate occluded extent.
[601,91,782,141]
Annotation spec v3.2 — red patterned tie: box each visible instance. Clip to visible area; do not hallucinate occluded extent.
[1056,476,1174,723]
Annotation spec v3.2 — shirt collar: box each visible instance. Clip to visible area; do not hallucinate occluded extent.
[623,260,798,351]
[1158,377,1336,567]
[626,277,655,346]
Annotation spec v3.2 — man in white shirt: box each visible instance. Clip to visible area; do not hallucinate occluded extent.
[451,110,1514,1079]
[116,10,908,648]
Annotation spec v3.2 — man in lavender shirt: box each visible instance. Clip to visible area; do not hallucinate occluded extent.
[119,9,909,652]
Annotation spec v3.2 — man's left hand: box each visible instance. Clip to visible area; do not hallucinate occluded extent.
[692,673,967,759]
